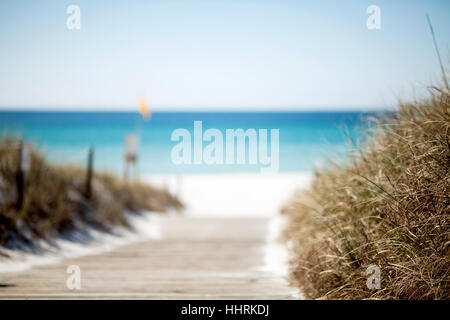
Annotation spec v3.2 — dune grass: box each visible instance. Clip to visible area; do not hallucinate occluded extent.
[0,139,182,247]
[282,87,449,299]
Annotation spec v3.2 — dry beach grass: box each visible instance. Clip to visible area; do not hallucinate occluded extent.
[283,86,449,299]
[0,139,182,247]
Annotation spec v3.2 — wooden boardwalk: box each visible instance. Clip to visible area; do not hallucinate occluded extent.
[0,217,298,299]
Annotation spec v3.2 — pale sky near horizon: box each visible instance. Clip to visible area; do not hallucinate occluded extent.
[0,0,449,111]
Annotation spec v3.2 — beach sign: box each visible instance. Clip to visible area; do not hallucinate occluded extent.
[125,134,139,161]
[124,134,140,179]
[139,97,151,121]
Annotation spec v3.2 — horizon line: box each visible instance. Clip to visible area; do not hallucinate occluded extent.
[0,104,396,113]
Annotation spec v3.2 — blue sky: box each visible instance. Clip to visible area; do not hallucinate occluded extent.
[0,0,449,111]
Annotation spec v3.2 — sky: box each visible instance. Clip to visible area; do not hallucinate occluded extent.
[0,0,449,111]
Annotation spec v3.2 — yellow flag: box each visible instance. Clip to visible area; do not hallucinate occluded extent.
[139,97,151,121]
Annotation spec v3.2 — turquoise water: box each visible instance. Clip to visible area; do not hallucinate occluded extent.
[0,111,375,174]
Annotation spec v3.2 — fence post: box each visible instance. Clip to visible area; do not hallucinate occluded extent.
[16,141,30,210]
[16,141,24,210]
[85,146,94,199]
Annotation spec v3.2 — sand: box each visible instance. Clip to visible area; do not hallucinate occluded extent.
[147,172,313,217]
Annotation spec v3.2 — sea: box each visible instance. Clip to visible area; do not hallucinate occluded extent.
[0,111,376,175]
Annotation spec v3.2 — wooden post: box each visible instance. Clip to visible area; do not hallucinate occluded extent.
[85,146,94,199]
[16,141,24,211]
[16,141,30,211]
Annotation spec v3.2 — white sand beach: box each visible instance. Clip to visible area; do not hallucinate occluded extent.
[147,172,313,217]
